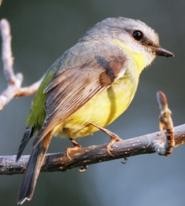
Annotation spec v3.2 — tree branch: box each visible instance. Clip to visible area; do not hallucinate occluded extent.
[0,123,184,175]
[0,19,41,110]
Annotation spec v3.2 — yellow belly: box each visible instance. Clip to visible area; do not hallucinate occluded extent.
[61,72,139,138]
[51,38,148,139]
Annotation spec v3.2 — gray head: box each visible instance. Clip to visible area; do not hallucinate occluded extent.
[82,17,174,66]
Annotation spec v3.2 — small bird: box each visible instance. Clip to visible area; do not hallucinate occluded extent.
[16,17,174,204]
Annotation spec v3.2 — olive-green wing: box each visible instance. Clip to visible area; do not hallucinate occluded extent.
[26,70,55,129]
[16,69,55,160]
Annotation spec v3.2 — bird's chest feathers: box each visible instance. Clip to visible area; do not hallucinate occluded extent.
[62,69,139,138]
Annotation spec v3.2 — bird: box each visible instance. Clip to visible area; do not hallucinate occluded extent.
[16,17,174,204]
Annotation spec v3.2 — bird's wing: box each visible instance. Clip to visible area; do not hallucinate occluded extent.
[34,52,126,146]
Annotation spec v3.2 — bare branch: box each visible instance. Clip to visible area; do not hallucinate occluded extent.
[156,91,175,155]
[0,19,41,110]
[15,78,43,97]
[0,19,16,84]
[0,123,184,175]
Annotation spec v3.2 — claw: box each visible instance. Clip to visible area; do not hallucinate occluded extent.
[66,139,81,160]
[89,122,123,156]
[107,134,122,156]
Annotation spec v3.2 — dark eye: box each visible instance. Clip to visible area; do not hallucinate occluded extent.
[132,30,143,41]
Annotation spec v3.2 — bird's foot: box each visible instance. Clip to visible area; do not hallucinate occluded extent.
[107,133,122,156]
[89,122,123,156]
[66,139,81,160]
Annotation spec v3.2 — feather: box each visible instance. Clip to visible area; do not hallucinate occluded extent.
[16,127,34,161]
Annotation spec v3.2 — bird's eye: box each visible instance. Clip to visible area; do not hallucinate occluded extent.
[132,30,143,41]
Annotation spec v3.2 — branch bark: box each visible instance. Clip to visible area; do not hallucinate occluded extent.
[0,123,184,175]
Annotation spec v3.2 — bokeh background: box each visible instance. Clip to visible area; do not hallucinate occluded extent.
[0,0,185,205]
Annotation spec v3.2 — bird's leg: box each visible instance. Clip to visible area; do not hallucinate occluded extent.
[89,122,123,156]
[66,139,88,171]
[70,138,81,147]
[66,138,81,160]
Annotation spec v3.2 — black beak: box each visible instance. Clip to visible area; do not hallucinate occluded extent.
[155,47,175,57]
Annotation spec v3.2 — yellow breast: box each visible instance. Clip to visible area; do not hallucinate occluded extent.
[62,70,139,138]
[54,39,147,139]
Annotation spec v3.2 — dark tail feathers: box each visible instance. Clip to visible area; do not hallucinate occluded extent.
[17,133,51,205]
[16,127,34,162]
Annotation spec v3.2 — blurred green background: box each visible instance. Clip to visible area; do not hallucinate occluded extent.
[0,0,185,205]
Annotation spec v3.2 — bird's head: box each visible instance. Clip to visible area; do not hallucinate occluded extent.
[84,17,174,70]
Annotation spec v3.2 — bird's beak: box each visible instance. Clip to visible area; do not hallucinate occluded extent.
[155,47,175,57]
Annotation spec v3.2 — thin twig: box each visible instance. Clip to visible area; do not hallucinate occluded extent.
[0,19,41,110]
[0,123,184,175]
[15,79,43,97]
[0,19,16,84]
[156,91,175,155]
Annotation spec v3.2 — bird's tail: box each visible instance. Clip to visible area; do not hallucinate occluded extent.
[17,132,52,205]
[16,127,34,162]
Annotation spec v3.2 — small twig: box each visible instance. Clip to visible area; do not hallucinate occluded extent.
[15,79,43,97]
[0,19,41,110]
[156,91,175,155]
[0,19,16,84]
